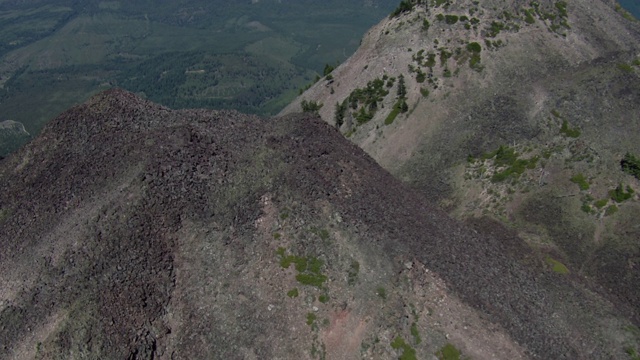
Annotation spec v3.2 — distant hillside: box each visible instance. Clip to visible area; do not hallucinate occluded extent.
[0,120,30,155]
[0,0,398,156]
[0,89,638,359]
[282,0,640,324]
[619,0,640,19]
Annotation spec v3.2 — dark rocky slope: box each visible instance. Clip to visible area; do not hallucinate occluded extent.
[0,89,637,359]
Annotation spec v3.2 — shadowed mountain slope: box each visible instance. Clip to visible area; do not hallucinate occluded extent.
[0,89,638,359]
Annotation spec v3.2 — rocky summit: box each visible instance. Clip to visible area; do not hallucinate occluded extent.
[0,89,638,359]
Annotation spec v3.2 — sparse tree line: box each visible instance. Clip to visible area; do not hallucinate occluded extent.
[329,73,410,132]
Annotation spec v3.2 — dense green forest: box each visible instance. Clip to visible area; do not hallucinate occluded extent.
[0,0,398,155]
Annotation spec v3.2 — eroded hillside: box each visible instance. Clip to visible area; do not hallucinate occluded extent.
[281,0,640,321]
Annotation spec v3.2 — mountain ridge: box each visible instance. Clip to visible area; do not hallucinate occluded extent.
[1,0,640,357]
[1,88,638,359]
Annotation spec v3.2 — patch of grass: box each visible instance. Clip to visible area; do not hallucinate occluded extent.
[493,145,518,165]
[594,199,609,209]
[385,99,407,125]
[439,49,452,66]
[312,340,326,359]
[306,312,317,326]
[491,159,529,182]
[424,53,436,68]
[555,1,568,18]
[436,343,461,360]
[308,257,323,274]
[628,348,640,360]
[410,322,421,344]
[422,19,430,31]
[391,337,417,360]
[420,87,430,97]
[355,107,374,125]
[626,325,640,337]
[312,228,330,241]
[604,204,619,216]
[487,21,505,37]
[618,63,634,73]
[560,120,580,138]
[318,294,329,303]
[487,145,535,183]
[296,273,328,288]
[626,346,640,360]
[570,173,590,190]
[610,184,634,203]
[469,53,482,71]
[524,9,536,24]
[466,42,481,53]
[545,256,569,274]
[348,260,360,285]
[280,253,307,272]
[376,287,387,300]
[277,249,327,288]
[445,15,459,25]
[287,288,299,298]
